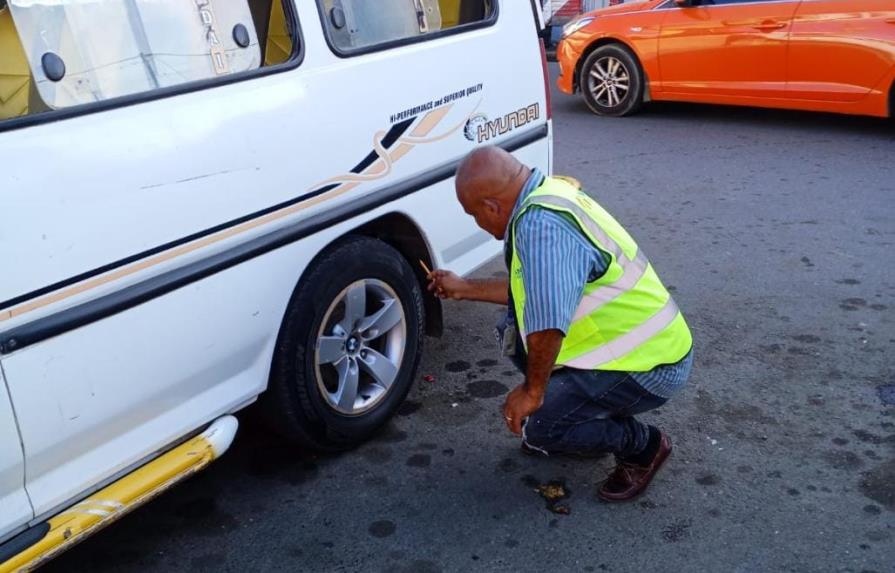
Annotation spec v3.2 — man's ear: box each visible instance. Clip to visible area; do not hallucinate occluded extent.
[483,198,501,216]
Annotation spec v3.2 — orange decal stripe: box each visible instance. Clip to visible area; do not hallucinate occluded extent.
[1,103,468,325]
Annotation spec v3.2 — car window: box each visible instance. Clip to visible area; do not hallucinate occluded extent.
[0,0,296,125]
[317,0,495,55]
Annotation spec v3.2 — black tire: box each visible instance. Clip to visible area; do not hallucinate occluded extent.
[889,81,894,119]
[580,44,644,117]
[260,236,424,451]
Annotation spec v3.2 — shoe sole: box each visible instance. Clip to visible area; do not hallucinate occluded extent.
[597,438,673,503]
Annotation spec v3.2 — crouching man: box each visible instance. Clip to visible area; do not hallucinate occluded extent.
[428,147,693,501]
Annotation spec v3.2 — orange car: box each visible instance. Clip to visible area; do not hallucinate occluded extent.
[556,0,895,118]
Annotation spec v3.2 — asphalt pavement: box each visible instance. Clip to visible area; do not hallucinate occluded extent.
[45,64,895,573]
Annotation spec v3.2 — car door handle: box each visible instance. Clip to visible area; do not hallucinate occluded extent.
[753,20,787,32]
[886,18,895,25]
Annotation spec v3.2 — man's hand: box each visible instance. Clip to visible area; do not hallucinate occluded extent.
[502,384,544,435]
[427,270,469,300]
[502,329,564,435]
[426,269,510,305]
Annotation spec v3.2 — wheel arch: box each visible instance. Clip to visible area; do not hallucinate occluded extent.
[261,211,441,412]
[344,212,443,338]
[574,37,650,100]
[277,211,442,340]
[259,225,430,450]
[889,77,895,118]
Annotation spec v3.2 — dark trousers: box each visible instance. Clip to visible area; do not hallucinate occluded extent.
[521,368,666,459]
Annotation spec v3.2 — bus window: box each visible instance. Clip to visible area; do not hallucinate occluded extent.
[0,2,31,120]
[264,0,294,66]
[318,0,494,54]
[0,0,296,124]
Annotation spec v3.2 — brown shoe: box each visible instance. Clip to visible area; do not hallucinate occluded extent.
[598,433,672,502]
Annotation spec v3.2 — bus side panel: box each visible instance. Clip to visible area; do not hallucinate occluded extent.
[2,205,400,516]
[0,0,550,517]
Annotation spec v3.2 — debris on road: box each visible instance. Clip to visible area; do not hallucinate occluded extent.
[535,480,572,515]
[551,504,571,515]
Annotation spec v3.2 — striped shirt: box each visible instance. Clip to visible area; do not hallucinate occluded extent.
[505,169,692,398]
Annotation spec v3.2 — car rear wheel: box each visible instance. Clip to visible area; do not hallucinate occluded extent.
[580,44,644,117]
[261,236,424,451]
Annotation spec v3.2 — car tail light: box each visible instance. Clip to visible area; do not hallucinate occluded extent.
[539,38,553,120]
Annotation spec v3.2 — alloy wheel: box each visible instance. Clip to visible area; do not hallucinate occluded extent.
[315,279,407,416]
[587,56,630,109]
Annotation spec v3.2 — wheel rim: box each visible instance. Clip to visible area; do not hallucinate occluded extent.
[587,56,630,109]
[315,279,407,416]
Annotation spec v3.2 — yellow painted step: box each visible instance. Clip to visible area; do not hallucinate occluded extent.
[1,416,238,573]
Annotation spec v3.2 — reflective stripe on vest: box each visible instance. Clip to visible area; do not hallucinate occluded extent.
[526,194,650,322]
[510,178,692,372]
[563,298,681,369]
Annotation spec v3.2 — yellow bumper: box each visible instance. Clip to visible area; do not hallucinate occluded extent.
[1,416,238,573]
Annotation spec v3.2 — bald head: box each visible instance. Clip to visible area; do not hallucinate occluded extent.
[455,147,531,239]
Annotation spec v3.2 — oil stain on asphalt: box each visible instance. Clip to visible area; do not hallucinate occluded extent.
[466,379,509,399]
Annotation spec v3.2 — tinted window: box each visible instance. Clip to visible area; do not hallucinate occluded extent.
[318,0,495,54]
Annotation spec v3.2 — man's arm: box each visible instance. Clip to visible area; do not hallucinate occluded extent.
[500,208,607,434]
[503,329,564,434]
[427,271,508,305]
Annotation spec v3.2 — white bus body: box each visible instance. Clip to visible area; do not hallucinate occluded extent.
[0,0,551,555]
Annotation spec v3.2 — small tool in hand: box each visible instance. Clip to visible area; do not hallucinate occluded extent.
[420,260,442,297]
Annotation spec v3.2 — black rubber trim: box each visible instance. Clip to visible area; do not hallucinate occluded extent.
[529,0,544,33]
[889,80,894,119]
[0,117,416,312]
[0,124,548,355]
[314,0,499,59]
[0,522,50,564]
[0,1,303,135]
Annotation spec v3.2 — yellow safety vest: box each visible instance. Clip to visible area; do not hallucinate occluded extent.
[510,176,692,371]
